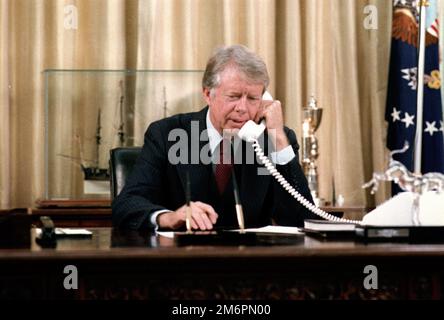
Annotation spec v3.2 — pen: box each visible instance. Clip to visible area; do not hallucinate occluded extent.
[232,167,245,233]
[185,170,192,234]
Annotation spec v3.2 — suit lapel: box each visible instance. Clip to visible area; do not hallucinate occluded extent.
[176,107,213,203]
[175,108,272,220]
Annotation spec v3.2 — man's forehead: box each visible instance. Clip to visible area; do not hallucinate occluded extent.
[220,67,262,83]
[219,73,263,92]
[221,84,264,95]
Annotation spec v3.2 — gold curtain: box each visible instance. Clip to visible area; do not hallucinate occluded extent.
[277,0,392,207]
[0,0,391,209]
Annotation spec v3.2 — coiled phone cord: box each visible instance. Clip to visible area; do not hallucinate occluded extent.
[251,140,362,224]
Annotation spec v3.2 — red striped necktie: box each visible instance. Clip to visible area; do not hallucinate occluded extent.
[214,138,233,194]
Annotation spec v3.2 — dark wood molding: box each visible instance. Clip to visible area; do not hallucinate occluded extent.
[36,198,111,208]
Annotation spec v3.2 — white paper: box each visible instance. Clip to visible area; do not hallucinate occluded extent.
[232,225,304,235]
[55,228,92,235]
[35,228,92,237]
[156,231,175,239]
[156,225,303,238]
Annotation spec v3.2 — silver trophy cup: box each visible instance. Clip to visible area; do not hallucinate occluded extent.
[301,96,323,206]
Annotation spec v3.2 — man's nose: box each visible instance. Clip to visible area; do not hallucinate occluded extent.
[234,95,248,113]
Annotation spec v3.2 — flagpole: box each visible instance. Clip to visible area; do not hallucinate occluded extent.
[414,0,429,174]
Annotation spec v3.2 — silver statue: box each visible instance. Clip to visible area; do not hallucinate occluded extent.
[363,142,444,225]
[301,96,323,206]
[362,142,444,195]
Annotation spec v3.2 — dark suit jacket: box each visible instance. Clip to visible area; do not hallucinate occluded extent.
[112,106,318,230]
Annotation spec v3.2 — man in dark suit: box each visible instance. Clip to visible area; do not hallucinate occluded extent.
[112,44,317,230]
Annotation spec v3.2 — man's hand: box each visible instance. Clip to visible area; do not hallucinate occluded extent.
[254,100,289,151]
[157,201,218,230]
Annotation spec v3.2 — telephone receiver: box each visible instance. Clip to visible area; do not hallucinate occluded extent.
[237,119,266,142]
[237,91,272,142]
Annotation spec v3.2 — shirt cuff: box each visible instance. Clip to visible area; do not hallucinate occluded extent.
[270,145,296,165]
[150,209,171,231]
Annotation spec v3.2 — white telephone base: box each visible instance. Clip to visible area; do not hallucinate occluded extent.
[362,191,444,226]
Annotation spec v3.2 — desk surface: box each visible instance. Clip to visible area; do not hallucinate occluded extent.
[2,227,444,260]
[2,228,444,299]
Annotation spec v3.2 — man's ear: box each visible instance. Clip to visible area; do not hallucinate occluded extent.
[202,88,212,105]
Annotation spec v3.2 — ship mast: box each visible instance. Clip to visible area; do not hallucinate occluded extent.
[163,85,168,118]
[95,108,102,168]
[117,81,125,146]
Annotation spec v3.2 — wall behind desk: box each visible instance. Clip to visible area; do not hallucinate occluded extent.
[0,0,391,209]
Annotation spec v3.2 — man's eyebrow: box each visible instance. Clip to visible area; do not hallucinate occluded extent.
[225,91,241,95]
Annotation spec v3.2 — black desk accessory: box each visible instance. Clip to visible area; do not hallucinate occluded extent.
[36,216,57,248]
[355,225,444,243]
[303,218,444,243]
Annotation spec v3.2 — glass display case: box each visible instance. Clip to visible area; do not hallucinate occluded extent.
[43,69,204,201]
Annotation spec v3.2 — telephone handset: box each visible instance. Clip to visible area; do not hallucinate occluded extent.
[237,92,360,224]
[237,119,266,142]
[237,91,271,142]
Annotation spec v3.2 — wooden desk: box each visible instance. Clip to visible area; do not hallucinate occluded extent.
[1,207,112,228]
[27,205,368,228]
[30,207,112,227]
[31,199,112,227]
[0,228,443,300]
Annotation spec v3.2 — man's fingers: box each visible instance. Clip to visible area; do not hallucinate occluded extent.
[190,203,213,230]
[196,212,214,230]
[194,201,218,224]
[262,100,274,108]
[178,205,199,229]
[255,100,272,123]
[178,201,218,230]
[254,105,265,123]
[192,212,206,230]
[255,100,285,131]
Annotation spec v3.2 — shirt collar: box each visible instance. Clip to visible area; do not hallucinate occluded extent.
[206,109,223,155]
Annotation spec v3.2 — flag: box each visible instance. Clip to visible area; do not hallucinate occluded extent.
[386,0,444,194]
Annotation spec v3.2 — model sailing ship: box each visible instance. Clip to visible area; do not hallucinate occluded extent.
[80,108,111,182]
[88,87,125,167]
[79,85,126,194]
[81,83,169,184]
[59,81,171,194]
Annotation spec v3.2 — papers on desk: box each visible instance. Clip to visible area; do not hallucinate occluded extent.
[35,228,93,238]
[156,225,304,239]
[302,219,357,240]
[55,228,92,236]
[232,225,304,235]
[303,219,356,232]
[156,231,175,239]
